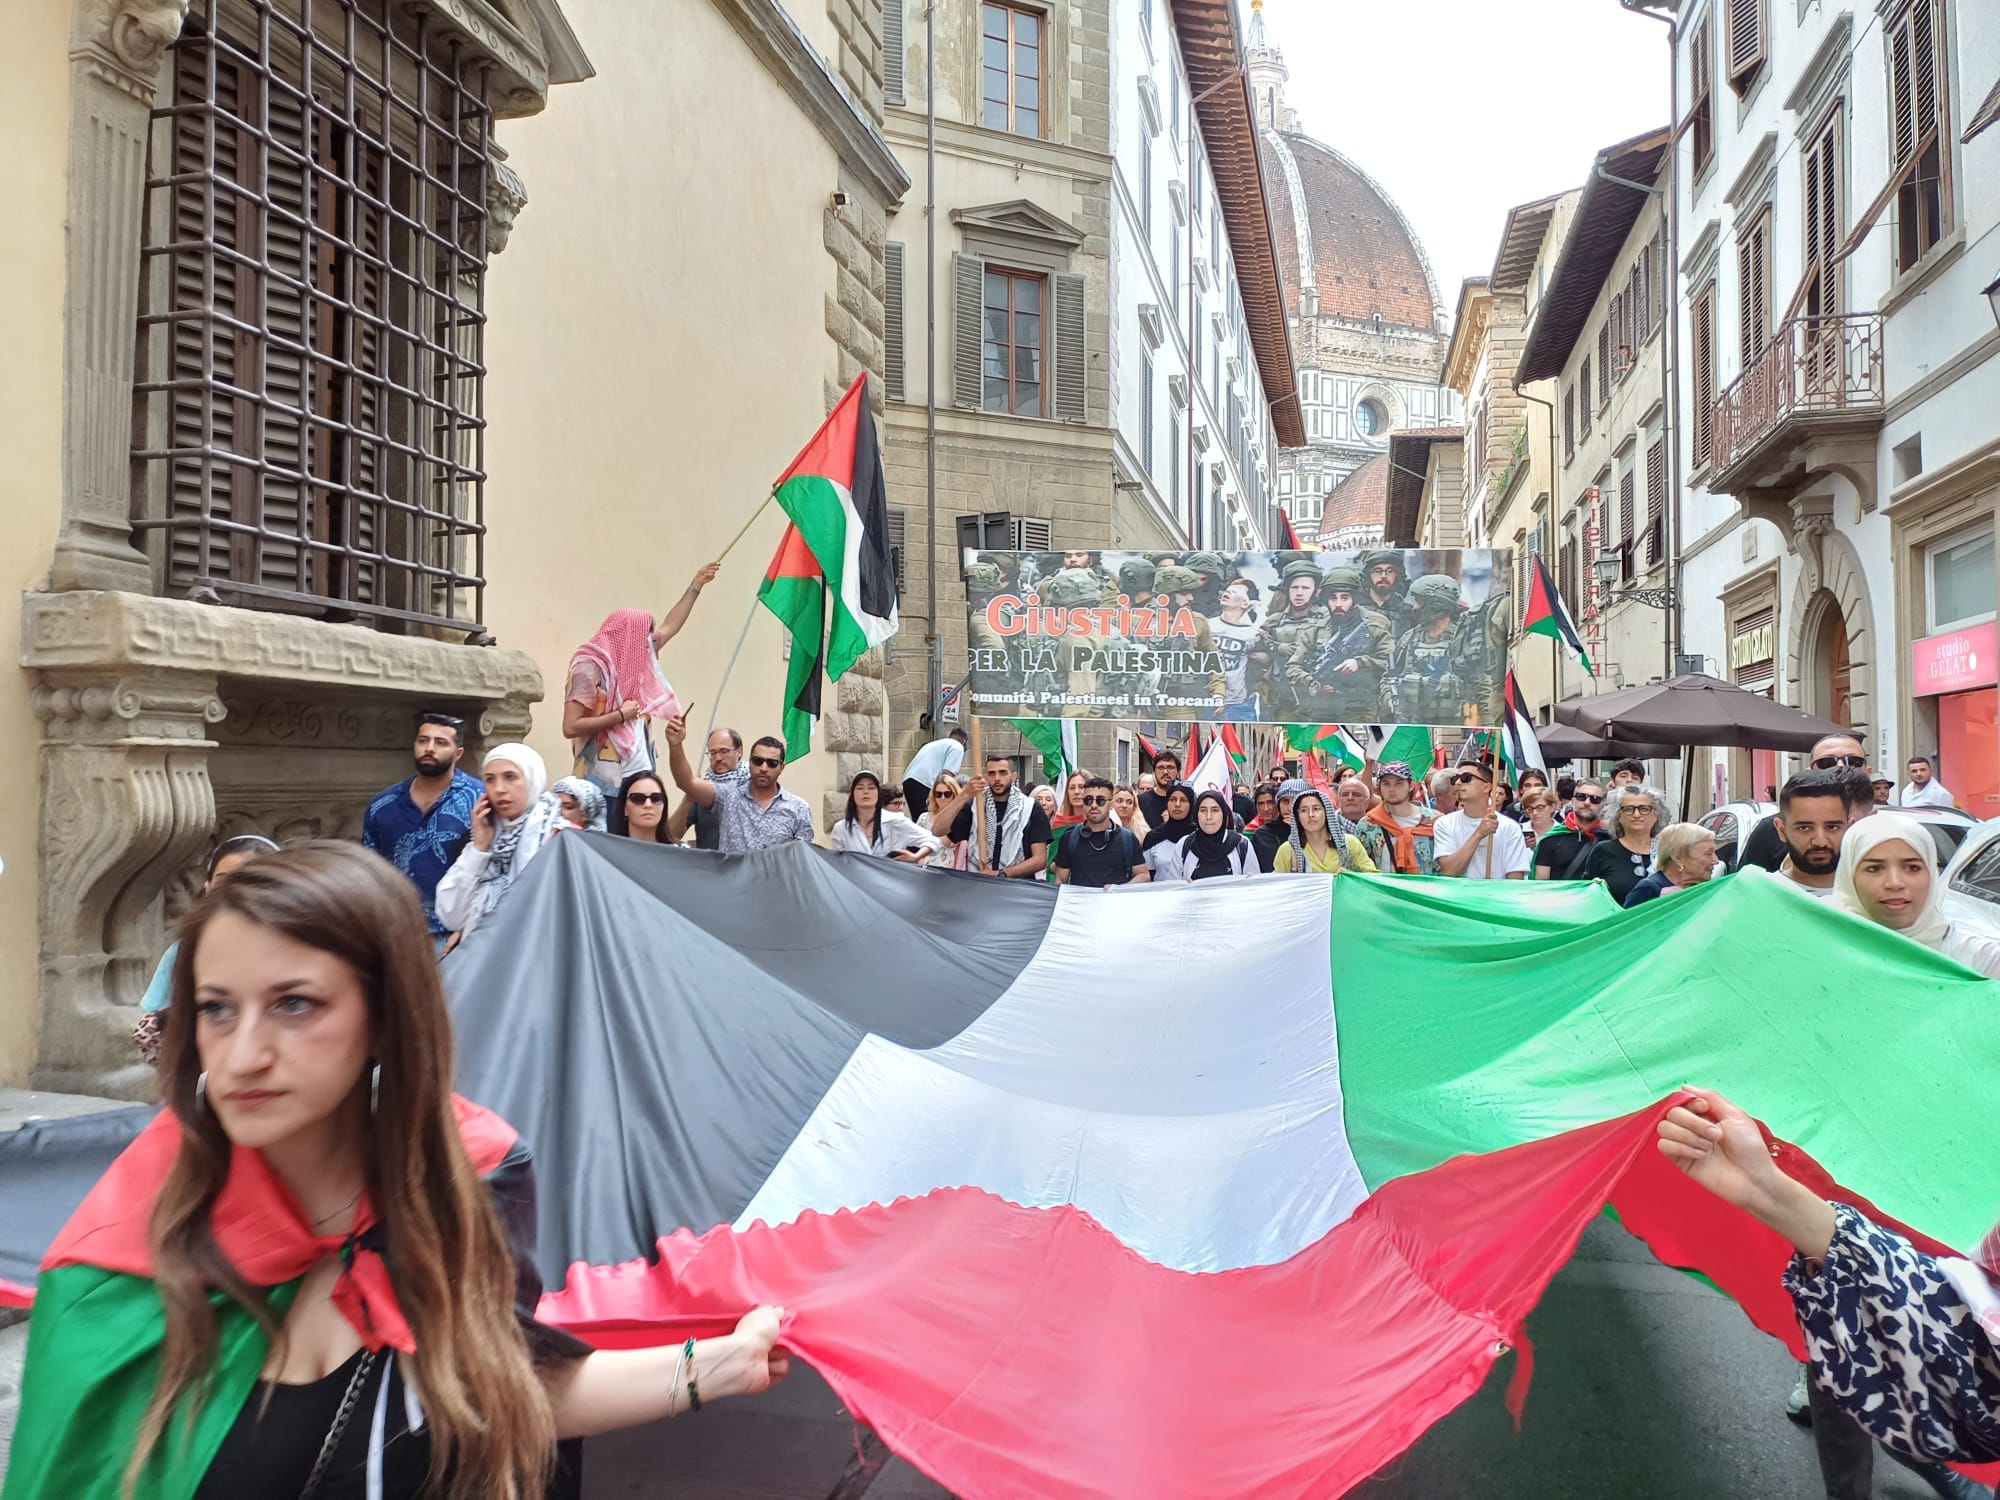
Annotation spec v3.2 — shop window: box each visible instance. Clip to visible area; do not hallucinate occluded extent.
[1928,528,1997,634]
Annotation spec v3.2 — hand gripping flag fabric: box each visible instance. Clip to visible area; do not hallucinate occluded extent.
[759,372,900,758]
[1521,552,1593,675]
[6,844,2000,1498]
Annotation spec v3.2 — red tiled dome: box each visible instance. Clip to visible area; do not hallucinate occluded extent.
[1259,133,1438,332]
[1314,453,1389,544]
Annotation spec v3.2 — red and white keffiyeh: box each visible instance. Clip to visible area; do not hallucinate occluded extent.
[571,608,682,763]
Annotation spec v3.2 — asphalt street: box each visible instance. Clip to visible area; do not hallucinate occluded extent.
[582,1217,1952,1500]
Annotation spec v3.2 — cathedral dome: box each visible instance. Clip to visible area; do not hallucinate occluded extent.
[1257,132,1440,332]
[1315,452,1388,547]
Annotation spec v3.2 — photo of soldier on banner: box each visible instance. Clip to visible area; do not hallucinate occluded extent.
[963,548,1514,728]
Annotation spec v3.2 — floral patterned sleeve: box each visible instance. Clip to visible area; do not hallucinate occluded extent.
[1784,1201,2000,1464]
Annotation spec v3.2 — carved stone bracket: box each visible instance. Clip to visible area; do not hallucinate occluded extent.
[1790,495,1836,599]
[22,589,543,1096]
[483,150,529,254]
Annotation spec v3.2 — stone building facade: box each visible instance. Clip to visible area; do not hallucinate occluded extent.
[4,0,908,1092]
[875,0,1300,782]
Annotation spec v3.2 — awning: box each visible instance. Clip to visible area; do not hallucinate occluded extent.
[1536,722,1682,762]
[1552,673,1848,751]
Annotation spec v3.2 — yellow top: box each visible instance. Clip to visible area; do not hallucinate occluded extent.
[1272,835,1377,875]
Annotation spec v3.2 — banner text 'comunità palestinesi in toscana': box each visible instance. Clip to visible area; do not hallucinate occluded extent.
[962,548,1516,728]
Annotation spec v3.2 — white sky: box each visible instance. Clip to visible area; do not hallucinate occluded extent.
[1256,0,1672,310]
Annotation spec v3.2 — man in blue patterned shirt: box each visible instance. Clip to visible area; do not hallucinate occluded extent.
[363,712,485,941]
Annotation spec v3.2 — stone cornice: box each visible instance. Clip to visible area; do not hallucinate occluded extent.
[22,591,544,704]
[711,0,911,208]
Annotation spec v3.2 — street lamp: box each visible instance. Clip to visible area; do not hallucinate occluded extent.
[1985,271,2000,329]
[1592,547,1677,610]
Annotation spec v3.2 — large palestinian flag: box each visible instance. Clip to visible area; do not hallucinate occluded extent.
[760,373,900,757]
[5,840,1998,1497]
[1522,552,1593,675]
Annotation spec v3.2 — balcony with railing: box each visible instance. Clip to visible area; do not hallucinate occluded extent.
[1708,313,1883,495]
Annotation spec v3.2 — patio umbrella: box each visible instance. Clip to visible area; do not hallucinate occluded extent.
[1551,674,1848,752]
[1535,722,1682,762]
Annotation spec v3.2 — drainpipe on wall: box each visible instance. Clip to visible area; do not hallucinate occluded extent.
[923,0,942,729]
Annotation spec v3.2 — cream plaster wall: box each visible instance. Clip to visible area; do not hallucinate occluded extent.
[480,0,854,822]
[0,8,72,1083]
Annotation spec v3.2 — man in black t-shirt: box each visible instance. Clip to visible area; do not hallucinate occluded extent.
[1053,777,1150,888]
[948,753,1053,877]
[1138,750,1181,826]
[1532,779,1611,878]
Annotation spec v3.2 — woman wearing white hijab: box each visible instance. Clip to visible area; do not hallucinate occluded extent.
[1829,811,2000,979]
[436,742,566,936]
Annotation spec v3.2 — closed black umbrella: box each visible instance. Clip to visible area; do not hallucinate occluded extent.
[1552,674,1848,752]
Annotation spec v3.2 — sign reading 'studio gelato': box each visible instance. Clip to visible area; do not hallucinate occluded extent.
[962,547,1515,726]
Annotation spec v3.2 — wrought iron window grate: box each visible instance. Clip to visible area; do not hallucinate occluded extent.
[131,0,492,635]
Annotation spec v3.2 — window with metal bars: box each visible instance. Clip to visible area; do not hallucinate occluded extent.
[130,0,491,635]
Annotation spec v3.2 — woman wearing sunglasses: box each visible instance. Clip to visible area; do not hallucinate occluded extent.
[610,771,673,842]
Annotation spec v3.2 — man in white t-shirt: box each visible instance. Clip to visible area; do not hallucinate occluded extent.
[1898,754,1956,809]
[899,728,968,814]
[1432,762,1529,880]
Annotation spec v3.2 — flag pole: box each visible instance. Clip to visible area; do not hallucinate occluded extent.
[968,711,989,873]
[704,589,764,744]
[715,487,780,567]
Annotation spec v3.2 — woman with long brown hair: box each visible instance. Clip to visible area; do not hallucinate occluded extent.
[5,842,787,1500]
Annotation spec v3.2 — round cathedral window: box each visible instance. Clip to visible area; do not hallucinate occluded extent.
[1354,398,1388,437]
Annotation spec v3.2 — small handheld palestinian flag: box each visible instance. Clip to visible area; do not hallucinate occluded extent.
[1501,672,1547,775]
[1521,554,1593,675]
[759,374,901,759]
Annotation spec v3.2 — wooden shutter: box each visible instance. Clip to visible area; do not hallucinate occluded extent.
[166,43,243,592]
[1619,465,1637,567]
[1645,435,1667,566]
[1737,208,1769,363]
[883,0,905,105]
[1596,322,1612,405]
[1689,20,1715,173]
[1727,0,1765,94]
[1012,516,1053,550]
[884,242,907,402]
[1802,117,1840,321]
[1052,271,1087,422]
[1580,358,1593,434]
[1692,283,1717,467]
[886,505,907,589]
[951,252,985,410]
[1563,387,1574,460]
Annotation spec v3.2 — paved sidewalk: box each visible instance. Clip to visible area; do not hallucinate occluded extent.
[0,1087,127,1489]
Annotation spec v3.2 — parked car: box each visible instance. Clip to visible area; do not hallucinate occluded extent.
[1697,802,1775,869]
[1699,800,1975,871]
[1940,819,2000,947]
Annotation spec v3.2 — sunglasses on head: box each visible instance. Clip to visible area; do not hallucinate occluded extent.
[750,755,783,768]
[625,791,665,806]
[1812,754,1866,769]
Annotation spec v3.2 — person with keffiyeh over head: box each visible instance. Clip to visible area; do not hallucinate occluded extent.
[562,562,720,797]
[1272,789,1376,875]
[1250,778,1306,873]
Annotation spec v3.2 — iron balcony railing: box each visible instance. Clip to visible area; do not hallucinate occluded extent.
[1710,312,1883,477]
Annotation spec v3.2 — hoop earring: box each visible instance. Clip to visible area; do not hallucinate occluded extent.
[369,1062,380,1117]
[194,1071,208,1113]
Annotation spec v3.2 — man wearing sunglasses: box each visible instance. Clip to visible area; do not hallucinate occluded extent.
[1052,777,1149,888]
[664,718,815,853]
[1531,779,1610,880]
[1737,732,1869,872]
[1432,763,1529,880]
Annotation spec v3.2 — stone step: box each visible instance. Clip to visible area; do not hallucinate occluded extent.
[0,1087,132,1135]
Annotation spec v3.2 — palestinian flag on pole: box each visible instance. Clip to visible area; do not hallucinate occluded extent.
[759,373,901,758]
[14,849,1999,1496]
[1220,723,1249,775]
[1522,553,1593,675]
[1501,671,1548,775]
[1377,724,1436,771]
[1276,508,1303,550]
